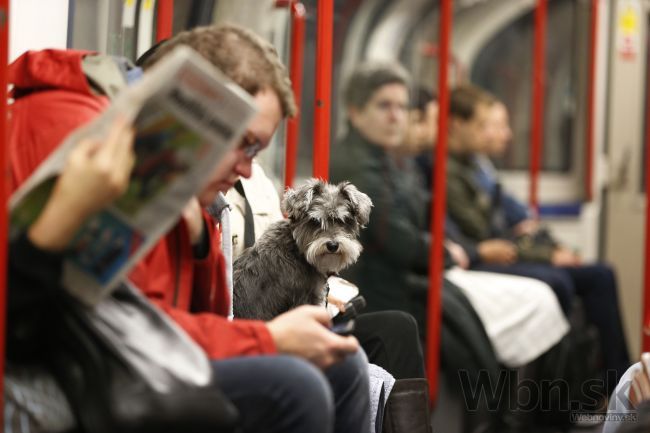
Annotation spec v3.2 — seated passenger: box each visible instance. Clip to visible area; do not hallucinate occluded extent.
[7,118,135,433]
[444,84,630,395]
[219,162,429,433]
[474,100,533,234]
[330,61,572,433]
[8,26,370,433]
[602,360,644,433]
[225,161,427,380]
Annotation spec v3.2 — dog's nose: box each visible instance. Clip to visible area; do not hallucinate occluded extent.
[326,241,339,253]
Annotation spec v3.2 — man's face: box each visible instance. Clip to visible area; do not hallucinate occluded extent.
[403,100,439,154]
[348,83,409,149]
[197,88,283,206]
[487,103,512,157]
[451,102,492,154]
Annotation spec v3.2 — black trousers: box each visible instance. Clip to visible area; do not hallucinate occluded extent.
[353,311,426,380]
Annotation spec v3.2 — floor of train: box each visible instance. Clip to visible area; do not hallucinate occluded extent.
[430,418,604,432]
[431,385,608,433]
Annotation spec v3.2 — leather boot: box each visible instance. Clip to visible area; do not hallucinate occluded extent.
[382,378,433,433]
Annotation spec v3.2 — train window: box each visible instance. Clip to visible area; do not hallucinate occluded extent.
[471,0,587,174]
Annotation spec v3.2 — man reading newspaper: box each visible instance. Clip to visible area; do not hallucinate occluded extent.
[8,25,370,433]
[10,46,257,305]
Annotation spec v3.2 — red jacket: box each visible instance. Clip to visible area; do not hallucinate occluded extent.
[8,49,277,359]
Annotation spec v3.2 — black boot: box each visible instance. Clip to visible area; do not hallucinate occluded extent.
[382,378,433,433]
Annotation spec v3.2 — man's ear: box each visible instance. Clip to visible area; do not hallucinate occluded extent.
[449,116,462,132]
[347,106,362,127]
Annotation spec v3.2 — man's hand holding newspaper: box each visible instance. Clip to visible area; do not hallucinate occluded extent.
[28,118,136,252]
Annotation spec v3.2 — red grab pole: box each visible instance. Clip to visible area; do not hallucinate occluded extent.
[156,0,174,43]
[426,0,453,405]
[284,2,306,189]
[529,0,547,212]
[313,0,333,181]
[642,24,650,352]
[0,0,9,425]
[585,0,600,202]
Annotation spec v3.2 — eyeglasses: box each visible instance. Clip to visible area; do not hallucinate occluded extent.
[241,133,263,159]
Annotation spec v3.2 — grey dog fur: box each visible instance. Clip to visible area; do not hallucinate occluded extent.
[233,179,372,321]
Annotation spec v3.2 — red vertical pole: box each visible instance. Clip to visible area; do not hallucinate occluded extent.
[642,23,650,352]
[529,0,547,212]
[585,0,599,202]
[285,3,306,189]
[426,0,453,405]
[313,0,333,181]
[0,0,9,426]
[156,0,174,43]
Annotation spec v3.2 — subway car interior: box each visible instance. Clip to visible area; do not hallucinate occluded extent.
[6,0,650,432]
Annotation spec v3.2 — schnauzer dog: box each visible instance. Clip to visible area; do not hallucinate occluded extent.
[233,179,372,321]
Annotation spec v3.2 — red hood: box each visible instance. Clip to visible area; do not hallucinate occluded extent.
[8,49,109,191]
[9,49,96,99]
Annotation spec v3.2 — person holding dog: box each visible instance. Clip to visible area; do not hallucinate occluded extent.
[135,24,371,433]
[8,26,370,433]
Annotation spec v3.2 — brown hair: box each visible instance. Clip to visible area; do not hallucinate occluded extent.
[343,61,410,109]
[449,84,495,120]
[142,24,297,117]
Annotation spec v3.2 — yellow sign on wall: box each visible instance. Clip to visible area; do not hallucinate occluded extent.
[618,1,641,61]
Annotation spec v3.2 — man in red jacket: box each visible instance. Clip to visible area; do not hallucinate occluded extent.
[9,26,370,433]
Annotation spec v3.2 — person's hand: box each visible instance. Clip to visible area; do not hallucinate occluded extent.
[630,354,650,407]
[327,295,347,313]
[551,247,581,267]
[477,239,517,265]
[446,240,470,269]
[182,197,205,246]
[29,117,135,251]
[266,305,359,369]
[513,219,539,236]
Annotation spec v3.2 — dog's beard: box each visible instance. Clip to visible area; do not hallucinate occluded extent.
[304,237,362,275]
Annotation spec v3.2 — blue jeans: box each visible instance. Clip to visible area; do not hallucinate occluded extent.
[212,351,370,433]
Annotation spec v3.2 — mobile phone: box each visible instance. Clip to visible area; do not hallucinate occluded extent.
[332,296,366,325]
[330,319,355,336]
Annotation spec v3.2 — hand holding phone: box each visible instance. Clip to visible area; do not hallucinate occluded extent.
[330,319,355,336]
[332,296,366,326]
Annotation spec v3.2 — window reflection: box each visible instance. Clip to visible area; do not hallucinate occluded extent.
[471,0,583,173]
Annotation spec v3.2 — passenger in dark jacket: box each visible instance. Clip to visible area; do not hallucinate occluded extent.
[444,84,630,394]
[331,61,502,433]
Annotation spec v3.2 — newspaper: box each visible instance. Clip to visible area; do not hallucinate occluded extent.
[9,46,257,306]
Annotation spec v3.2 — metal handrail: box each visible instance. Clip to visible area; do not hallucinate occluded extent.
[276,1,306,189]
[0,0,9,426]
[585,0,600,202]
[529,0,547,213]
[156,0,174,43]
[426,0,452,405]
[642,6,650,351]
[313,0,333,181]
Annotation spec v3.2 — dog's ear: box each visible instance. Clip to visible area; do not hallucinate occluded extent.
[338,182,373,227]
[282,178,324,220]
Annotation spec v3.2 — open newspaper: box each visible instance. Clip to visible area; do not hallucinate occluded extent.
[9,46,257,306]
